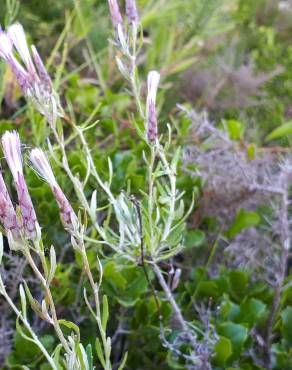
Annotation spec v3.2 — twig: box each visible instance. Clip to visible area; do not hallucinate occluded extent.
[0,277,57,370]
[152,263,198,351]
[263,170,290,368]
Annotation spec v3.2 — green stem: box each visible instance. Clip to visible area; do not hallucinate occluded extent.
[129,29,144,120]
[0,279,57,370]
[24,250,71,354]
[80,241,112,370]
[148,146,156,253]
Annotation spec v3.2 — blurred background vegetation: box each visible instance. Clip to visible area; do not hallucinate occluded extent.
[0,0,292,369]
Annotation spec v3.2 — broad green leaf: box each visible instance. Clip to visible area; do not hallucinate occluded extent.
[196,281,220,299]
[226,119,245,141]
[218,322,248,359]
[239,298,266,326]
[227,209,260,238]
[213,336,233,366]
[185,230,205,248]
[103,262,127,291]
[247,144,256,160]
[220,299,241,321]
[266,120,292,141]
[281,306,292,345]
[229,270,249,298]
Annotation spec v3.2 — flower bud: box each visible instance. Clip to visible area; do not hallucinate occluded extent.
[108,0,123,28]
[1,131,38,239]
[126,0,139,25]
[30,148,78,231]
[7,23,36,77]
[0,23,62,123]
[0,29,31,95]
[0,172,20,238]
[146,71,160,143]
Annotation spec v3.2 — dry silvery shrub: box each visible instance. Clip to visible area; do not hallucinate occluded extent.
[180,37,283,112]
[181,106,292,273]
[181,107,287,224]
[181,105,292,367]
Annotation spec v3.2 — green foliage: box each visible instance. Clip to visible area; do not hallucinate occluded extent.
[266,120,292,141]
[227,210,260,239]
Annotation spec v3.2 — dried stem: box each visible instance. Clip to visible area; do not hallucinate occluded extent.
[152,263,198,351]
[263,173,290,368]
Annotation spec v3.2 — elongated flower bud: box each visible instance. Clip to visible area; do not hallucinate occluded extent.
[0,23,62,123]
[0,172,20,238]
[0,30,31,94]
[146,71,160,143]
[126,0,139,25]
[108,0,123,28]
[0,29,12,60]
[1,131,38,238]
[8,23,37,77]
[31,45,52,94]
[30,148,78,230]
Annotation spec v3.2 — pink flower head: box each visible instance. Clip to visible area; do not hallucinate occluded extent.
[108,0,123,28]
[146,71,160,143]
[1,131,38,239]
[0,23,61,123]
[0,172,20,238]
[126,0,139,25]
[30,148,78,230]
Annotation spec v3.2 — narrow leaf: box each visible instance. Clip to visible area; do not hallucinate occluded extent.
[95,338,106,368]
[118,351,128,370]
[102,295,109,332]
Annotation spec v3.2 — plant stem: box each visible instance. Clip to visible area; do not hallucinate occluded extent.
[129,27,144,120]
[75,126,115,203]
[80,241,112,370]
[264,176,290,368]
[152,263,198,352]
[0,278,57,370]
[24,250,71,354]
[148,146,156,253]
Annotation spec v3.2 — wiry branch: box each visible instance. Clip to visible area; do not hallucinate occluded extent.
[264,163,291,368]
[152,263,198,351]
